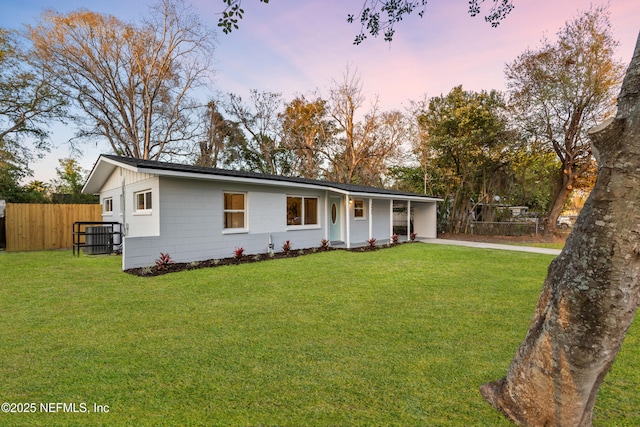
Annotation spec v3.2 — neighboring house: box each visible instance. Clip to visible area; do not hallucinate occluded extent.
[82,155,442,270]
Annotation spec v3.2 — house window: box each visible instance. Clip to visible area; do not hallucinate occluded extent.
[353,199,366,219]
[287,196,318,226]
[103,197,113,215]
[134,190,152,213]
[224,192,246,230]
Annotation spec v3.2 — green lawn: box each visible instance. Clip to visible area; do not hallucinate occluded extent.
[1,244,638,426]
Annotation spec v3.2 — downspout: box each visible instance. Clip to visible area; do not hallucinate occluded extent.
[121,177,127,271]
[121,178,127,236]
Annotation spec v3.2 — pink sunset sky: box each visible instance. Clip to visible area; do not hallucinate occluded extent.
[0,0,638,182]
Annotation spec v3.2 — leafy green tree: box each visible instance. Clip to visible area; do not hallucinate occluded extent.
[0,149,28,202]
[51,158,97,203]
[395,99,452,200]
[0,29,66,151]
[416,86,509,232]
[505,5,624,235]
[386,163,450,199]
[14,180,51,203]
[0,28,67,201]
[402,125,558,228]
[502,141,559,215]
[387,165,424,194]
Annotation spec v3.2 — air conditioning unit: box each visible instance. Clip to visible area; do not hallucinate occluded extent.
[85,226,113,255]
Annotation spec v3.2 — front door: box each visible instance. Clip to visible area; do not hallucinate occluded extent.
[329,197,342,242]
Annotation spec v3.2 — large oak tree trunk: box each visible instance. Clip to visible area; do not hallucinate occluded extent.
[480,32,640,427]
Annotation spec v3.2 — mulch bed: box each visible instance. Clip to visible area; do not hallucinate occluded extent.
[126,242,413,277]
[126,232,567,277]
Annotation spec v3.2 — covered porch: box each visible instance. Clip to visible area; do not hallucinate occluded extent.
[324,191,440,249]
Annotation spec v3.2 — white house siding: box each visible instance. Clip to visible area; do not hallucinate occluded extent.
[102,167,154,191]
[99,169,130,221]
[98,168,159,239]
[348,198,370,244]
[125,175,159,237]
[122,177,328,270]
[371,199,392,241]
[100,188,121,222]
[412,201,438,238]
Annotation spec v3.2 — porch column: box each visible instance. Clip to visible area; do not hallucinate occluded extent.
[369,198,373,240]
[407,200,412,239]
[389,200,394,237]
[324,191,329,241]
[345,195,351,249]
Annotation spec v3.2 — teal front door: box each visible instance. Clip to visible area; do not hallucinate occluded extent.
[329,197,342,242]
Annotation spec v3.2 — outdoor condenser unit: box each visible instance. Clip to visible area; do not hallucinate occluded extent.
[85,226,113,255]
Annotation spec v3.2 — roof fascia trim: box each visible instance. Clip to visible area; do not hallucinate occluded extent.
[101,156,142,173]
[141,167,440,200]
[82,156,144,194]
[86,156,142,184]
[343,191,443,202]
[140,167,328,192]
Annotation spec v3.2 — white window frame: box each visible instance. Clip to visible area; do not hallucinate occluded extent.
[223,192,248,233]
[102,197,113,216]
[286,195,319,229]
[353,199,366,220]
[134,190,152,215]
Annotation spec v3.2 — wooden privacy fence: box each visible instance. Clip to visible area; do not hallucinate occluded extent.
[5,203,101,252]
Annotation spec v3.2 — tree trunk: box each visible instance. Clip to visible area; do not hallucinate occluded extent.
[480,32,640,427]
[543,167,574,236]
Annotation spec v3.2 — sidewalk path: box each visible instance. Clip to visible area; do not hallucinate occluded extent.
[422,238,562,256]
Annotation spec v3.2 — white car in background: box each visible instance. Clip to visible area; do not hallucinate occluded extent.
[557,215,574,229]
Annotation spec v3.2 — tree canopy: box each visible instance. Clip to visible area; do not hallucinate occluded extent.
[505,5,624,234]
[280,95,335,180]
[51,158,97,203]
[414,85,511,232]
[218,0,514,43]
[0,28,67,200]
[27,0,215,160]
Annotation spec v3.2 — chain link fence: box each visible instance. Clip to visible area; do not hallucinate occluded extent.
[468,220,541,236]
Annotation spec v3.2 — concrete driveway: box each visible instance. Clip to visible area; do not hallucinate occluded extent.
[422,238,562,256]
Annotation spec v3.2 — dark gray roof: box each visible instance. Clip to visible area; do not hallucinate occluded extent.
[100,154,438,199]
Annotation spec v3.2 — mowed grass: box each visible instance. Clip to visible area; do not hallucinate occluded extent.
[1,244,638,426]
